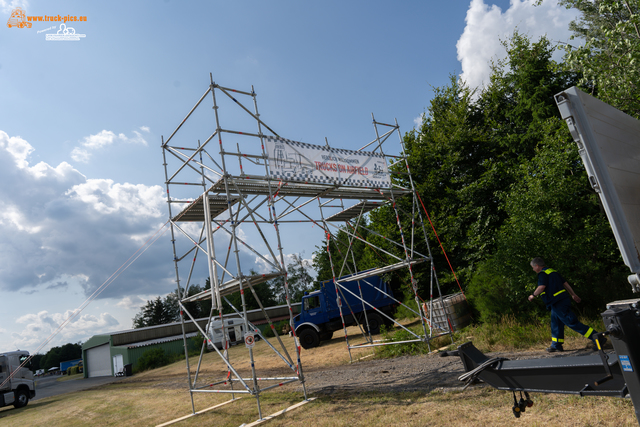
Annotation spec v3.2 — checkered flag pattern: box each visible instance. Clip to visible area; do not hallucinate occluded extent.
[264,136,391,188]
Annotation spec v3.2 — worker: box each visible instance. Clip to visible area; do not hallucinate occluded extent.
[527,257,606,352]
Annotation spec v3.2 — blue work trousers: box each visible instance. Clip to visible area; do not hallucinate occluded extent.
[550,298,594,344]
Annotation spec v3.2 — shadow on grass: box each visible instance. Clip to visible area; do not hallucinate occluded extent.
[0,397,61,416]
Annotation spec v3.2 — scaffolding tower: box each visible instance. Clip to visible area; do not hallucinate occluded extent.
[161,75,453,423]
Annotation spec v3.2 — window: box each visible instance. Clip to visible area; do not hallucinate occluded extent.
[304,295,320,311]
[19,355,31,368]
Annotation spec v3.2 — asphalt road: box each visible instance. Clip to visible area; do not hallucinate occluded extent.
[33,375,123,401]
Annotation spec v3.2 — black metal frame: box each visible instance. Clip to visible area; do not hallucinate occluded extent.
[457,298,640,424]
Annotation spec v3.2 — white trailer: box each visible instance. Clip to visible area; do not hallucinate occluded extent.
[0,350,35,409]
[207,318,245,350]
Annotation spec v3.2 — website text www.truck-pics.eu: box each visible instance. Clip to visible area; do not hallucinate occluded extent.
[27,14,87,24]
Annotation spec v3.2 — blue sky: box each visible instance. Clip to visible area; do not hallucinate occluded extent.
[0,0,578,354]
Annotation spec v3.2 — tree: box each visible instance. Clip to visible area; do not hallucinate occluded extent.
[133,282,214,328]
[164,284,213,321]
[378,34,578,297]
[555,0,640,117]
[222,276,279,314]
[467,118,631,320]
[365,32,633,321]
[133,296,174,328]
[39,343,82,371]
[392,75,487,293]
[30,354,44,372]
[273,254,315,304]
[312,221,373,282]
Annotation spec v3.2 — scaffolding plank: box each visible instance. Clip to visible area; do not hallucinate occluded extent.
[182,272,284,302]
[325,201,387,222]
[210,177,411,200]
[244,398,317,427]
[155,397,241,427]
[172,195,241,222]
[336,259,427,283]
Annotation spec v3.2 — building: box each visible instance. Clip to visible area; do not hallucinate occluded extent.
[82,303,299,378]
[82,319,204,378]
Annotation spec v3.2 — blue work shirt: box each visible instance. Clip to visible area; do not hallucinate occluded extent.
[538,267,570,308]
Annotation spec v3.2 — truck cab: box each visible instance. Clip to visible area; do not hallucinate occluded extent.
[294,273,396,349]
[0,351,35,409]
[300,290,329,325]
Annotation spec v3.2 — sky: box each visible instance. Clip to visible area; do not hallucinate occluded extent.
[0,0,580,355]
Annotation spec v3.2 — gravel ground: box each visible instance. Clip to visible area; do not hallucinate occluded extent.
[119,341,602,396]
[297,345,599,395]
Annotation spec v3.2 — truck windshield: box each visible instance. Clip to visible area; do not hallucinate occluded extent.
[303,295,320,311]
[19,355,30,367]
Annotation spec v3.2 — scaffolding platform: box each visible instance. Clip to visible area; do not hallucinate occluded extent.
[325,201,388,222]
[172,194,242,222]
[181,272,284,303]
[335,259,427,283]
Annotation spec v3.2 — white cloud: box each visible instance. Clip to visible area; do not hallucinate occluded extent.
[71,128,149,163]
[0,130,280,353]
[457,0,580,90]
[0,131,34,169]
[12,309,119,350]
[67,179,165,218]
[0,204,41,233]
[1,0,28,15]
[254,252,314,275]
[83,130,122,150]
[0,130,174,300]
[116,295,147,311]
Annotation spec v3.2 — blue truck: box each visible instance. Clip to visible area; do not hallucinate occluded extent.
[293,273,396,349]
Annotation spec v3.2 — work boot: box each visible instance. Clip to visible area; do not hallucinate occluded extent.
[546,344,563,353]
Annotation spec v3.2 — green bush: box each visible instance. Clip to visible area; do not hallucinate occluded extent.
[136,348,170,372]
[374,325,435,358]
[394,293,420,320]
[188,333,207,356]
[261,320,290,338]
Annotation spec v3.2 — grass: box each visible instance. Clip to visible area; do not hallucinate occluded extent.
[4,385,634,426]
[0,317,634,426]
[375,315,608,358]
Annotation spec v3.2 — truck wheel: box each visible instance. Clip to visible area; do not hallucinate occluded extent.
[13,389,29,409]
[366,313,383,335]
[319,331,334,341]
[298,328,320,349]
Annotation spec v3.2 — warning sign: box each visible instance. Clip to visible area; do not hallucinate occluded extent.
[245,332,255,348]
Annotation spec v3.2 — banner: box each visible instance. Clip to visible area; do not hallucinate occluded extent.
[264,136,391,188]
